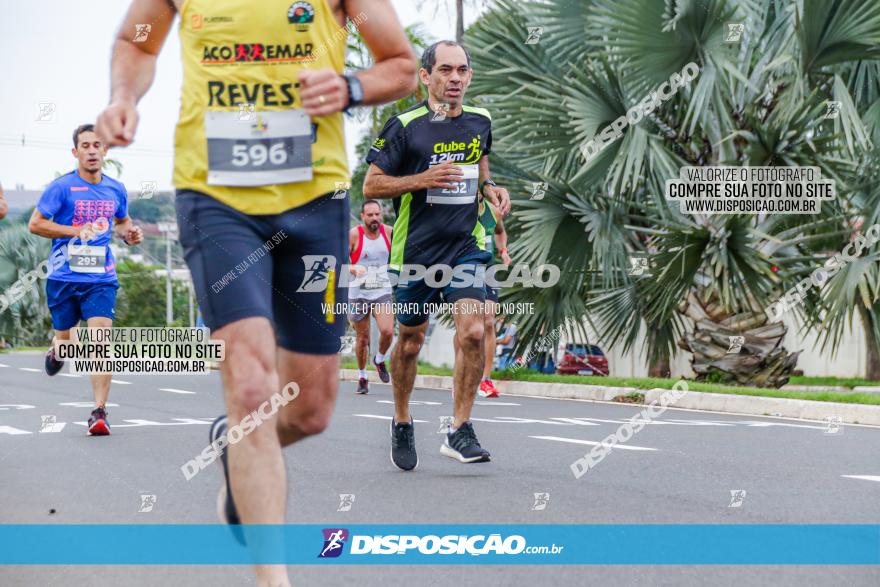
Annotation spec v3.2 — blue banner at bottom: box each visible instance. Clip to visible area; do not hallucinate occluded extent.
[0,525,877,565]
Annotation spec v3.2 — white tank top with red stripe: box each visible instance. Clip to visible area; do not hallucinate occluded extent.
[349,224,392,301]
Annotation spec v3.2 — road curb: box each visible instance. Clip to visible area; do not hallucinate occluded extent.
[340,369,880,426]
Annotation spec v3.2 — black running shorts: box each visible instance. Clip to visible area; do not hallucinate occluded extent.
[176,190,349,354]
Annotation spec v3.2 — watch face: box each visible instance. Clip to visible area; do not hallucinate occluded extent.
[346,75,364,104]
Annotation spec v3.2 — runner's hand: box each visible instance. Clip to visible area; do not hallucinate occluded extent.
[96,100,139,147]
[124,226,144,246]
[76,222,98,242]
[420,163,464,190]
[501,250,512,266]
[483,184,511,216]
[350,265,367,277]
[299,68,349,117]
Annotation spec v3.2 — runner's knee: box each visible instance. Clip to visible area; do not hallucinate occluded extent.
[288,407,332,437]
[397,333,424,358]
[278,378,335,437]
[458,321,484,347]
[224,348,278,411]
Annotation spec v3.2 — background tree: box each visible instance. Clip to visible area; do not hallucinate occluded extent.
[0,225,52,346]
[466,0,880,384]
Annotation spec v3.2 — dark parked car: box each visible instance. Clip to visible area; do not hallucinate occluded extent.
[556,343,609,376]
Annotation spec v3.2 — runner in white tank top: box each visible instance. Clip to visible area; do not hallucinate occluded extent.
[348,200,395,393]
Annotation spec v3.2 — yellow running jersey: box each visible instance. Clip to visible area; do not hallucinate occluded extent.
[173,0,350,214]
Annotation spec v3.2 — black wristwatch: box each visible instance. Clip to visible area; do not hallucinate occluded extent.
[480,178,497,195]
[343,74,364,112]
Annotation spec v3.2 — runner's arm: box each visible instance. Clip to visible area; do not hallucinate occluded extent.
[0,184,7,220]
[363,163,462,199]
[96,0,177,146]
[28,210,81,239]
[349,227,359,258]
[301,0,417,116]
[478,155,511,216]
[348,227,361,274]
[114,216,144,245]
[492,204,512,265]
[344,0,418,106]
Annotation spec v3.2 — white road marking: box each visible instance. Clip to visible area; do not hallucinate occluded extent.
[734,420,827,430]
[563,417,628,424]
[354,414,429,423]
[39,423,66,433]
[475,401,521,406]
[0,426,32,435]
[496,392,880,429]
[18,368,41,373]
[160,388,196,395]
[72,418,212,428]
[0,363,10,368]
[376,400,440,406]
[549,418,601,426]
[59,373,82,378]
[0,404,35,411]
[471,416,572,425]
[530,435,658,451]
[841,475,880,483]
[59,402,119,408]
[111,380,132,385]
[645,420,735,427]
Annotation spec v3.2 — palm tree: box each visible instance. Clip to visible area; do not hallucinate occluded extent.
[466,0,880,384]
[417,0,489,43]
[0,225,52,346]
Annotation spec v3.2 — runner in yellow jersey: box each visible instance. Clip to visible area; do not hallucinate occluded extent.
[96,2,415,585]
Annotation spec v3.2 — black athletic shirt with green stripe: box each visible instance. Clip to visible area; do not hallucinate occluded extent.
[365,100,493,270]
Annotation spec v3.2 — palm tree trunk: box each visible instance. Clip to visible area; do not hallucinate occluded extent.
[648,356,670,378]
[456,0,464,42]
[858,304,880,380]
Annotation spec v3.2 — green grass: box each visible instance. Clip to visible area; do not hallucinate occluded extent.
[340,359,880,405]
[0,346,48,354]
[789,376,880,389]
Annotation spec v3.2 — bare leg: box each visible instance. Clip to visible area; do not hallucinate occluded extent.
[214,317,288,587]
[452,300,484,428]
[85,316,113,408]
[275,350,339,447]
[483,301,498,379]
[390,321,428,423]
[352,316,370,371]
[373,305,395,356]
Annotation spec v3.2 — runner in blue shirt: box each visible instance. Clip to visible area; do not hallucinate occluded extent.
[28,123,143,435]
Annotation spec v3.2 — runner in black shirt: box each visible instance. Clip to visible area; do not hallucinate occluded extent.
[364,40,511,470]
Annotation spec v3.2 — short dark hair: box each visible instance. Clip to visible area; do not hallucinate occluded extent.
[421,41,471,74]
[361,199,381,212]
[72,123,95,147]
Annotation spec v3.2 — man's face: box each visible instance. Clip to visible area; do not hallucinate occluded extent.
[72,131,105,173]
[361,203,382,232]
[420,44,472,108]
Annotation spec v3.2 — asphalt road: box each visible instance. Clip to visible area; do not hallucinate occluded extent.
[0,350,877,586]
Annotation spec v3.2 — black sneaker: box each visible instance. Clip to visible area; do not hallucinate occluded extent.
[390,418,418,471]
[373,356,390,383]
[210,415,244,544]
[440,421,490,463]
[44,347,64,376]
[87,407,110,436]
[356,378,369,394]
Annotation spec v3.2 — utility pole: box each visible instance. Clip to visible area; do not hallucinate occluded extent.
[188,279,195,327]
[157,222,178,325]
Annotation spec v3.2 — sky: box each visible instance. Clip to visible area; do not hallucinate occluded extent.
[0,0,489,193]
